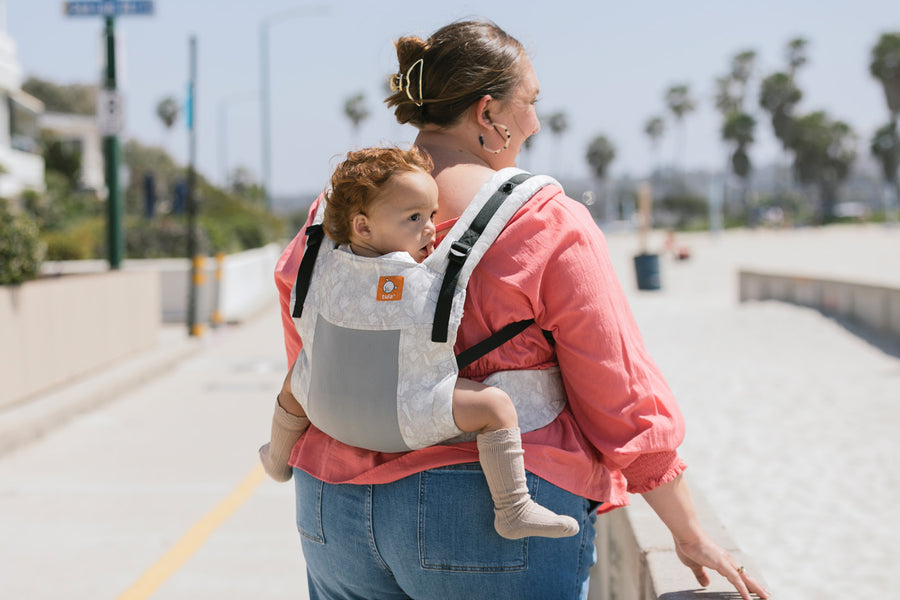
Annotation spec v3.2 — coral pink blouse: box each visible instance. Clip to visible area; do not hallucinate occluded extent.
[276,183,686,509]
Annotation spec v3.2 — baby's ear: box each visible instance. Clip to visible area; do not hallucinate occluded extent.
[351,214,371,239]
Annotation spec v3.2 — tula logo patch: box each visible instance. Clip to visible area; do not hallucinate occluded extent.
[377,276,404,301]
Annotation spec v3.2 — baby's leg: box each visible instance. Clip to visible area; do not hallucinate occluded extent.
[453,379,579,540]
[259,366,310,482]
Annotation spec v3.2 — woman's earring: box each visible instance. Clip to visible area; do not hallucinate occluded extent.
[479,123,511,154]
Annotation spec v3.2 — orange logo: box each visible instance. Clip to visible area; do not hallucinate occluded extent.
[377,276,404,301]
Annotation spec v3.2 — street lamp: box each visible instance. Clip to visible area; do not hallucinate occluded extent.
[259,4,328,211]
[217,91,257,186]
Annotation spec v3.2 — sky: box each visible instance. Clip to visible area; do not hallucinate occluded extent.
[5,0,900,198]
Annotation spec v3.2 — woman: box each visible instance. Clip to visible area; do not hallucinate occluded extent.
[273,19,769,600]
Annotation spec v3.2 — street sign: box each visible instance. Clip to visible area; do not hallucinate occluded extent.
[97,89,125,136]
[63,1,154,17]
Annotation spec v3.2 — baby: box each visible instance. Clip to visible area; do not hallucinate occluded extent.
[259,146,578,540]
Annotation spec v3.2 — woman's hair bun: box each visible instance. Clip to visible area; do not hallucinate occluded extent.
[385,20,524,129]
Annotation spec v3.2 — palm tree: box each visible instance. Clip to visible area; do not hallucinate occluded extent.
[547,111,569,175]
[788,111,857,223]
[643,116,665,182]
[759,73,802,148]
[869,32,900,220]
[871,122,899,221]
[759,71,803,202]
[730,50,757,111]
[715,50,758,218]
[786,38,809,80]
[722,112,757,211]
[870,33,900,119]
[155,96,179,151]
[664,84,696,176]
[871,123,899,184]
[585,135,616,221]
[714,75,741,116]
[156,96,179,130]
[343,92,369,147]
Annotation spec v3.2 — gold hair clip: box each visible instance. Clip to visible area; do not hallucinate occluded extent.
[389,73,405,93]
[389,58,424,107]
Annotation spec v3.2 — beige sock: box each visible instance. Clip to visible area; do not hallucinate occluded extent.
[477,427,580,540]
[259,398,310,482]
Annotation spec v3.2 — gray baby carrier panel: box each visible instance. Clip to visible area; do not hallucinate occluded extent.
[290,168,567,452]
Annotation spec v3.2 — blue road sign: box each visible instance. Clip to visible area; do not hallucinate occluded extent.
[63,1,154,17]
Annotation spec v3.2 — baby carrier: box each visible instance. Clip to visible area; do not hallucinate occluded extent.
[289,168,567,453]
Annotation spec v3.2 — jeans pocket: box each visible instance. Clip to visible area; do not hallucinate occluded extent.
[418,465,527,572]
[294,468,325,544]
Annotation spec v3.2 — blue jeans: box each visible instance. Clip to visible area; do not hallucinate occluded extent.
[294,464,597,600]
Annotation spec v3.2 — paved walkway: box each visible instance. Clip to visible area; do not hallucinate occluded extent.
[0,310,308,599]
[604,224,900,600]
[1,224,897,599]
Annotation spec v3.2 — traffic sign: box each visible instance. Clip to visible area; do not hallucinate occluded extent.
[63,1,154,17]
[96,89,125,136]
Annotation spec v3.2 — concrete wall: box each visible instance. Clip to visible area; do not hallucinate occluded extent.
[40,243,282,326]
[216,244,282,322]
[739,270,900,344]
[0,270,160,407]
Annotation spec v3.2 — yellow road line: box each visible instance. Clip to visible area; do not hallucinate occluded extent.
[117,464,268,600]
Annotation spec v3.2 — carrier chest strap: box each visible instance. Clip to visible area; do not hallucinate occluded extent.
[455,321,555,369]
[431,172,534,343]
[292,223,325,319]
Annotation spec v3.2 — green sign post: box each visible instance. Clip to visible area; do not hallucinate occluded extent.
[64,1,155,269]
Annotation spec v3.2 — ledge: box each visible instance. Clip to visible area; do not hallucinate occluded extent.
[589,475,770,599]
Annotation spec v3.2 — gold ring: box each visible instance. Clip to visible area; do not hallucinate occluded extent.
[737,565,745,574]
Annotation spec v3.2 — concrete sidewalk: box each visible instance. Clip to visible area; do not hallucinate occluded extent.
[0,305,309,600]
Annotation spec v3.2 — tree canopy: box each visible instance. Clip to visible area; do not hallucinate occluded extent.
[585,135,616,180]
[22,77,97,115]
[787,111,857,220]
[156,97,180,130]
[869,32,900,115]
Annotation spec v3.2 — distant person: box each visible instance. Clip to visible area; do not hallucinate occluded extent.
[143,172,156,219]
[259,145,578,540]
[172,180,186,215]
[270,19,769,599]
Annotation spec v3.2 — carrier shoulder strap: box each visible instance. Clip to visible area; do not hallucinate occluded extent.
[431,172,533,342]
[291,200,328,319]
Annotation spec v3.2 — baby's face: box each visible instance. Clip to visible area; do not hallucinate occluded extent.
[363,169,438,263]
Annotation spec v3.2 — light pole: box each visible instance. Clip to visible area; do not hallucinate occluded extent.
[259,4,328,211]
[217,91,257,186]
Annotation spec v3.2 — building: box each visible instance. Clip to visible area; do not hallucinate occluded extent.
[39,111,105,194]
[0,0,44,200]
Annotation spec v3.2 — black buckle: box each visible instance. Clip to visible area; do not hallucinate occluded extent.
[448,241,471,263]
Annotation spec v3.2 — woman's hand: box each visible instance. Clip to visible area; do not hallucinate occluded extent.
[641,474,770,599]
[673,532,769,599]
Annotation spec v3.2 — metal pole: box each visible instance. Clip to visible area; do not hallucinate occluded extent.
[187,35,203,337]
[218,92,257,188]
[259,5,328,212]
[259,23,271,211]
[103,16,123,269]
[218,99,228,186]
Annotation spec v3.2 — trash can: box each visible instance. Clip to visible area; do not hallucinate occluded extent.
[633,253,661,290]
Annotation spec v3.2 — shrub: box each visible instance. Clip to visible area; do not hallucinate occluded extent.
[43,218,104,260]
[125,217,211,258]
[658,194,708,229]
[0,203,46,285]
